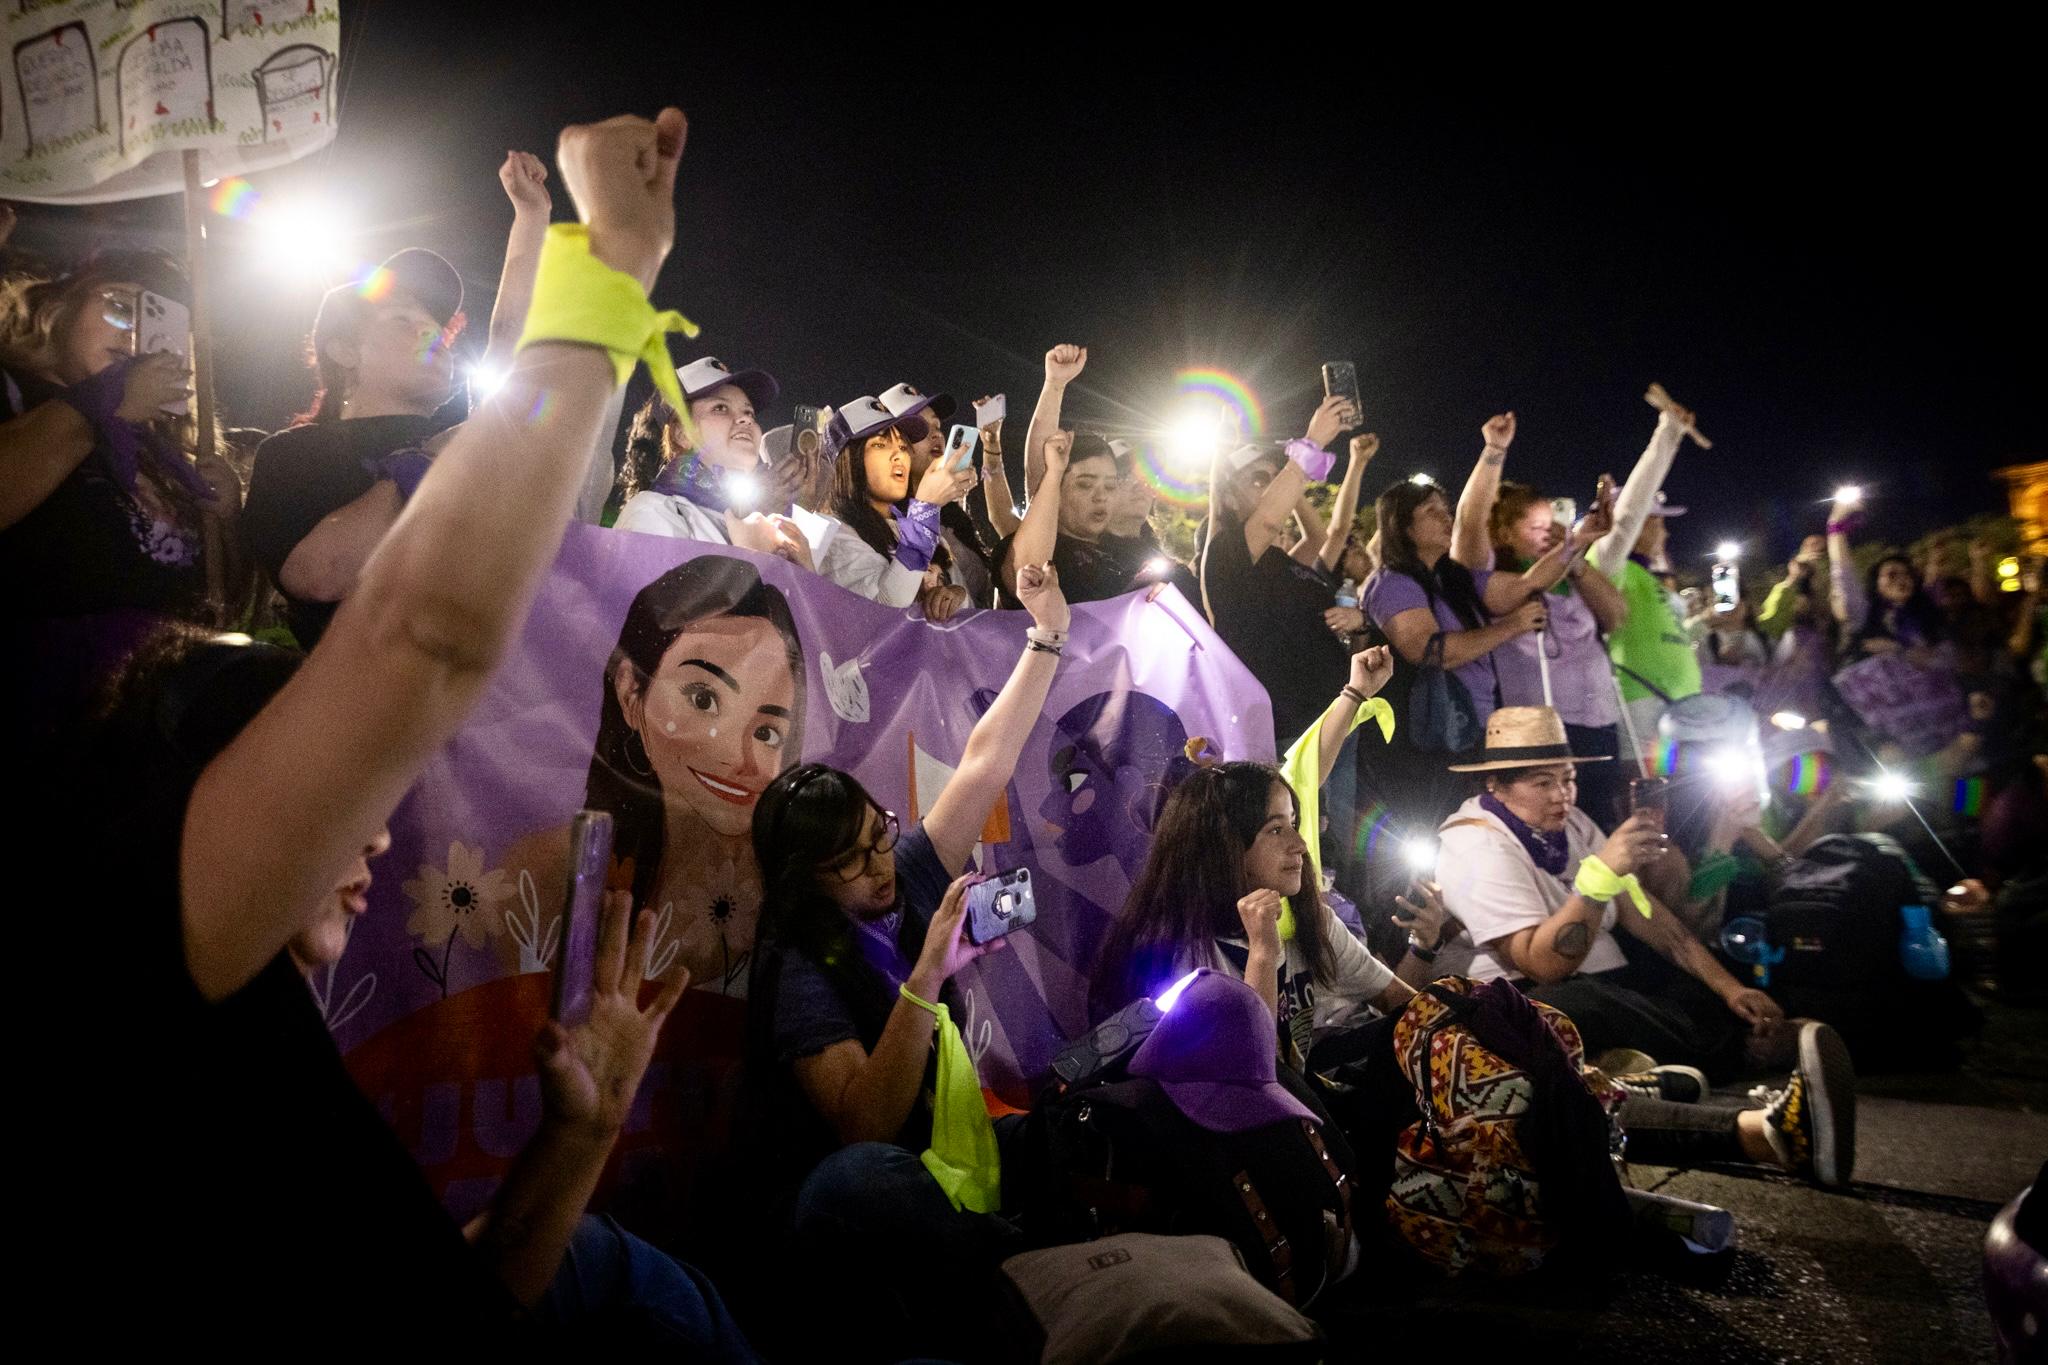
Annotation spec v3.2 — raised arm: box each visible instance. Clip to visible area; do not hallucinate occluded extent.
[1022,344,1085,495]
[1826,490,1866,627]
[998,429,1068,598]
[1288,494,1327,567]
[1319,432,1377,571]
[924,563,1071,873]
[480,151,552,376]
[1588,405,1690,582]
[1481,484,1615,613]
[977,407,1020,538]
[1452,413,1514,570]
[180,108,687,1003]
[1310,647,1393,790]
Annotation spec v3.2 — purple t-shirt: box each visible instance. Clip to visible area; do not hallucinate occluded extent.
[1363,565,1501,723]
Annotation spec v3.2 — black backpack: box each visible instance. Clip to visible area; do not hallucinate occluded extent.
[1011,1069,1360,1308]
[1762,833,1978,1063]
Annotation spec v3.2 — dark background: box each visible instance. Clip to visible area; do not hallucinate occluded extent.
[11,8,2039,564]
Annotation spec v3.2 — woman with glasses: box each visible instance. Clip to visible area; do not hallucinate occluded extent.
[741,562,1069,1361]
[0,251,222,750]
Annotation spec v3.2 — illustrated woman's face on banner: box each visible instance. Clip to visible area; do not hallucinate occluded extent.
[617,615,799,838]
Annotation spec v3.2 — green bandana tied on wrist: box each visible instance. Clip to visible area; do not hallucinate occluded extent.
[1575,854,1653,918]
[513,224,701,435]
[899,983,1001,1214]
[1276,692,1396,941]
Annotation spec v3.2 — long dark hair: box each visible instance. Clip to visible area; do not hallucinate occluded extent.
[830,429,953,574]
[585,555,808,913]
[618,391,676,503]
[745,764,928,1064]
[1372,479,1489,629]
[1089,761,1332,1020]
[1854,553,1945,650]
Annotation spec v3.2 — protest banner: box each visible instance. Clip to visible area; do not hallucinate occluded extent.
[331,523,1274,1225]
[1832,651,1970,757]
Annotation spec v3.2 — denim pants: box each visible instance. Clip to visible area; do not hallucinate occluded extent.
[1615,1097,1746,1166]
[538,1214,760,1359]
[787,1134,1024,1362]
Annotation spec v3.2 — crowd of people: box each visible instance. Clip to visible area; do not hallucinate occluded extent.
[5,107,2042,1359]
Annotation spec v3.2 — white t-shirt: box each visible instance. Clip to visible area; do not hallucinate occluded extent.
[817,525,925,607]
[1204,912,1396,1065]
[1434,796,1625,982]
[614,491,839,561]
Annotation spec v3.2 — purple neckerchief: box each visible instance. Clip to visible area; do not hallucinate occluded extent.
[362,445,433,502]
[58,356,216,504]
[853,909,908,992]
[652,454,738,514]
[1480,793,1570,876]
[894,499,939,571]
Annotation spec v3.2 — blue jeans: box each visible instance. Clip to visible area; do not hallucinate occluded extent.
[788,1139,1022,1362]
[539,1214,760,1359]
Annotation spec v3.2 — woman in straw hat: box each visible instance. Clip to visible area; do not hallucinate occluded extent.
[1428,706,1858,1185]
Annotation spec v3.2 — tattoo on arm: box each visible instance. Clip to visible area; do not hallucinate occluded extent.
[1555,920,1592,959]
[1480,450,1506,467]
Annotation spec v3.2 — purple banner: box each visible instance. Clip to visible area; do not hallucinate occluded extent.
[331,523,1270,1218]
[1831,651,1969,757]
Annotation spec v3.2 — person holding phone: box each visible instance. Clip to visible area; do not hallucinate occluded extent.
[878,381,996,610]
[817,394,978,612]
[1447,418,1629,825]
[47,105,766,1352]
[741,563,1068,1360]
[0,247,222,748]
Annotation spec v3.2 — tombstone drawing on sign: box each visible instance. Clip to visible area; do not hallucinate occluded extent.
[115,18,217,156]
[13,23,103,156]
[253,44,333,141]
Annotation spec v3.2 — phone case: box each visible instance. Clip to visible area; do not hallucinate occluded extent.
[964,868,1035,945]
[975,394,1007,427]
[552,811,614,1025]
[947,424,980,470]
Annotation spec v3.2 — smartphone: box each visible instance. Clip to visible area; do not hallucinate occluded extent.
[974,393,1007,428]
[964,867,1036,945]
[1049,994,1162,1093]
[551,810,614,1026]
[1711,561,1741,612]
[788,404,823,463]
[1321,361,1361,424]
[1551,497,1578,527]
[945,423,979,472]
[137,289,193,415]
[1628,776,1669,831]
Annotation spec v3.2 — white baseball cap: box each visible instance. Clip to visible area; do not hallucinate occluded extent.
[827,395,928,456]
[878,381,956,425]
[675,356,779,412]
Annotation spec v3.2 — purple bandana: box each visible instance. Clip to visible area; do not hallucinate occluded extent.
[893,499,940,571]
[653,454,745,514]
[59,355,217,505]
[1481,792,1571,876]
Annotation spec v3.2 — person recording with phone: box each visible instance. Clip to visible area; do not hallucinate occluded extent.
[818,394,979,611]
[0,248,223,749]
[741,563,1068,1361]
[1447,412,1629,824]
[879,381,996,611]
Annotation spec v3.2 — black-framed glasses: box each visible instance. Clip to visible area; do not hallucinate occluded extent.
[826,808,900,882]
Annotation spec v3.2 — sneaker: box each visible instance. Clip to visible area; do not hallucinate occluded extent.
[1594,1048,1660,1076]
[1612,1064,1709,1104]
[1751,1021,1856,1187]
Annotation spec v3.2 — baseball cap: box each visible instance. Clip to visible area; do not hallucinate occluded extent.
[676,355,779,413]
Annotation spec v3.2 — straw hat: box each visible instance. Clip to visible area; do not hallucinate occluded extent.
[1447,706,1613,773]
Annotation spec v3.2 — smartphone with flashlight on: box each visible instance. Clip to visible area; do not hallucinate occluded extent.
[945,423,980,472]
[1711,561,1741,613]
[1320,361,1361,424]
[964,867,1036,945]
[1551,497,1578,528]
[551,810,614,1027]
[1628,776,1669,831]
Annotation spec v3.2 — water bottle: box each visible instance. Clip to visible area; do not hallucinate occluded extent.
[1626,1188,1736,1254]
[1898,904,1951,981]
[1335,577,1358,609]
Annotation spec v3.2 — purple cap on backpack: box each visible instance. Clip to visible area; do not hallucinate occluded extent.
[1130,970,1318,1134]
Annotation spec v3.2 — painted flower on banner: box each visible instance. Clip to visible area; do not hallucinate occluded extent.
[404,842,514,951]
[661,846,759,994]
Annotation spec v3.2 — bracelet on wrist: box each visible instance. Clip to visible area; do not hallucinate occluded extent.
[1341,685,1369,705]
[1407,934,1439,963]
[1026,624,1068,645]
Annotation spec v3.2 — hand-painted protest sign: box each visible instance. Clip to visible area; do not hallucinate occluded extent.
[333,523,1273,1226]
[1832,651,1970,757]
[2,1,339,203]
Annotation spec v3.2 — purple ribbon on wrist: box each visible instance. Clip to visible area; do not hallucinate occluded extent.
[1826,520,1852,535]
[57,355,215,504]
[364,446,434,502]
[893,499,940,571]
[1285,438,1334,482]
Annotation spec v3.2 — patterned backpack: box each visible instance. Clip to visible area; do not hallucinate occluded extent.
[1384,977,1630,1275]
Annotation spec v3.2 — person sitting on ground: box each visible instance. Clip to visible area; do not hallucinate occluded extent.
[818,394,978,611]
[50,104,763,1351]
[1196,395,1362,749]
[0,248,223,742]
[242,153,556,649]
[1429,706,1816,1085]
[1448,416,1630,824]
[742,562,1070,1361]
[879,381,997,611]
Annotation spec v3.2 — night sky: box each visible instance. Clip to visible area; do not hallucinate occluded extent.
[13,8,2038,565]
